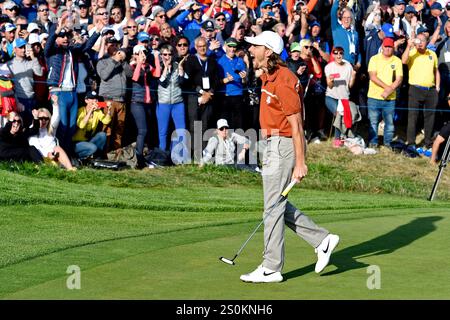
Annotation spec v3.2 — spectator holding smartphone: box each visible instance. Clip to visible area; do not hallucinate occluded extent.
[72,90,112,161]
[324,46,356,147]
[6,38,43,128]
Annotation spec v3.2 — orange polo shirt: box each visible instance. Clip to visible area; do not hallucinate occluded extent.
[260,66,303,138]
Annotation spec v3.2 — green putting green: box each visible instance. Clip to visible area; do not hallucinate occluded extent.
[1,203,449,299]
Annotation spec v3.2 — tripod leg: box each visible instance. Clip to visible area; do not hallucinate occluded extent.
[429,137,450,201]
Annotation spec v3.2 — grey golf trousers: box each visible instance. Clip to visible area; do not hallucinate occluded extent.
[262,136,329,272]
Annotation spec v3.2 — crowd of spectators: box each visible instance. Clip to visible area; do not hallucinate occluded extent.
[0,0,449,169]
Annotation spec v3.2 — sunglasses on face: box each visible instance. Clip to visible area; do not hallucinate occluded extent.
[216,18,225,22]
[150,37,160,41]
[333,51,344,55]
[12,119,22,124]
[219,127,228,131]
[162,52,172,56]
[303,46,312,49]
[177,43,188,47]
[157,14,166,18]
[97,12,108,15]
[263,6,272,9]
[38,117,50,121]
[38,8,49,12]
[127,26,138,29]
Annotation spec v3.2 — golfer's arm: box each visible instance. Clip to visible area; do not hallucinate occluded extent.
[287,112,306,167]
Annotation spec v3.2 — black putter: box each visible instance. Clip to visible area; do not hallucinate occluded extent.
[219,180,297,265]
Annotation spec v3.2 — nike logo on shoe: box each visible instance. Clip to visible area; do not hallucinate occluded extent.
[322,240,330,254]
[263,271,277,276]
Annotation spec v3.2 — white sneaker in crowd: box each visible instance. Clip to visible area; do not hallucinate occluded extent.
[240,264,283,283]
[315,234,340,273]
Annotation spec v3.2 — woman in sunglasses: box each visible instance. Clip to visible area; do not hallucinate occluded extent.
[0,111,42,163]
[324,46,357,148]
[156,44,188,163]
[28,108,76,170]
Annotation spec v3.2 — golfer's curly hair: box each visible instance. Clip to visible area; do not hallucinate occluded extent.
[267,52,287,75]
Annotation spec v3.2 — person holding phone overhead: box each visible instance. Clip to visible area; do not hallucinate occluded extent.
[324,46,356,148]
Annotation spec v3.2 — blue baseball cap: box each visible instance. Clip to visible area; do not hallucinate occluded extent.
[13,38,27,48]
[381,23,394,38]
[310,20,321,28]
[417,24,429,34]
[405,5,417,14]
[260,0,273,9]
[430,2,443,10]
[394,0,406,5]
[137,31,150,42]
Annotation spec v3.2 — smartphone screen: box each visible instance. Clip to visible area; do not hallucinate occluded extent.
[97,102,107,108]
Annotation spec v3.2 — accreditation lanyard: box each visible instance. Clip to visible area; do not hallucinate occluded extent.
[197,54,211,90]
[445,39,450,63]
[347,30,356,55]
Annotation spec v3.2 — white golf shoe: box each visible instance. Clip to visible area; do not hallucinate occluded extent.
[240,264,283,283]
[315,234,340,273]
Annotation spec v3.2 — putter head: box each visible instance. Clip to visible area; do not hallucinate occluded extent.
[219,257,235,265]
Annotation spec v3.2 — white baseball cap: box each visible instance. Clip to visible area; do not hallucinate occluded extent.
[28,33,40,45]
[244,31,284,55]
[217,119,229,129]
[133,44,147,54]
[39,33,49,42]
[27,22,40,33]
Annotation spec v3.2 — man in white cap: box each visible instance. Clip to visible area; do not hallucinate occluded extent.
[200,118,250,166]
[239,31,340,283]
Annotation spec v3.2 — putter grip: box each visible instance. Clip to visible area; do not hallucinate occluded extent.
[281,180,297,197]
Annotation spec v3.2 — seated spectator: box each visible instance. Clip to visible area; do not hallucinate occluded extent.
[430,121,450,165]
[72,91,111,161]
[0,111,42,163]
[200,119,250,166]
[28,108,75,170]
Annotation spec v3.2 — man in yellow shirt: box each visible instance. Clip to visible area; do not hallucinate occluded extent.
[367,38,404,148]
[402,32,440,149]
[72,91,112,160]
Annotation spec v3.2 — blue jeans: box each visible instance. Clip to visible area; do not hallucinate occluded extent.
[52,91,78,155]
[325,96,342,138]
[74,132,107,159]
[367,98,395,146]
[156,102,186,150]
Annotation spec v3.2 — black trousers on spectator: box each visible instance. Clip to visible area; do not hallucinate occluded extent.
[0,146,43,163]
[407,86,438,148]
[186,94,214,161]
[220,94,245,130]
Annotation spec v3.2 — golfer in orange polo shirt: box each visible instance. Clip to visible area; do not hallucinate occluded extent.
[239,31,340,283]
